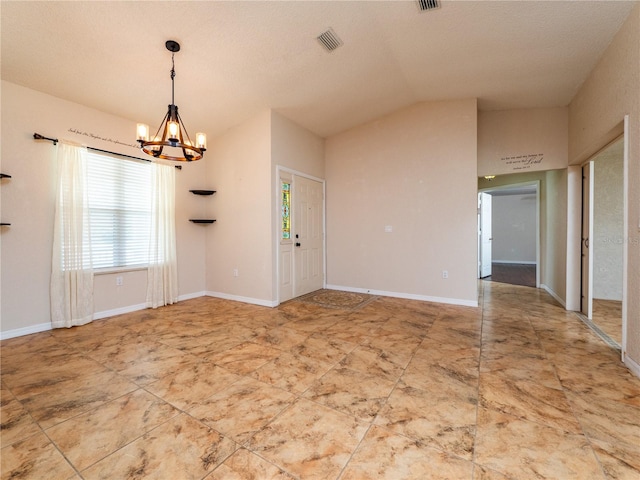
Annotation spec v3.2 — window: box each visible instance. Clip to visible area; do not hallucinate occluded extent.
[86,151,152,269]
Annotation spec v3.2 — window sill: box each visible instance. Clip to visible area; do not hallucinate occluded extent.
[93,266,148,276]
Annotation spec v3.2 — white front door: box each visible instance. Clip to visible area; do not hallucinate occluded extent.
[293,175,324,297]
[581,161,594,318]
[479,192,493,278]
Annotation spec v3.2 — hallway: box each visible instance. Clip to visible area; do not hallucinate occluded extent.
[1,282,638,479]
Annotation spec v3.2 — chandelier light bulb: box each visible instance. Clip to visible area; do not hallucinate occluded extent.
[136,123,149,142]
[196,133,207,150]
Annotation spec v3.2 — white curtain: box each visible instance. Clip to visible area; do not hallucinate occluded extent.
[50,142,94,328]
[146,162,178,308]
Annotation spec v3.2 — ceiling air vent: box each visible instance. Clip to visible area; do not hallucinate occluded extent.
[417,0,440,12]
[317,28,343,52]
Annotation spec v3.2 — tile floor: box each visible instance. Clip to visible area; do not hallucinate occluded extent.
[592,299,623,346]
[1,281,639,479]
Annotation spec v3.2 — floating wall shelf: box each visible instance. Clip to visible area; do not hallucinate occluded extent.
[189,219,216,224]
[190,189,216,196]
[1,174,11,226]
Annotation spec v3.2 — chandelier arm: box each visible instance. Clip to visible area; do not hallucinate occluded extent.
[153,109,171,143]
[175,110,194,147]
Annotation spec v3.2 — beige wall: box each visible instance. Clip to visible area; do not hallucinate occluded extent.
[204,110,274,305]
[326,99,478,305]
[478,107,568,177]
[270,111,325,303]
[569,4,639,368]
[492,194,537,263]
[0,81,207,336]
[545,169,568,304]
[271,111,325,180]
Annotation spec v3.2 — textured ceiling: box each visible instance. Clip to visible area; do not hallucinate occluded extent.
[1,1,636,139]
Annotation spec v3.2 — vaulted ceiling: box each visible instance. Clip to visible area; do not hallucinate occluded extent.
[1,1,636,139]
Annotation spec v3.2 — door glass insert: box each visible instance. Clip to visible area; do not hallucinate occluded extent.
[281,181,291,240]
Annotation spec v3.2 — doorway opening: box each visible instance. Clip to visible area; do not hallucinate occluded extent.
[478,182,540,288]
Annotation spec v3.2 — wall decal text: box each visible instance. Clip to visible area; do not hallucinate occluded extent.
[68,128,138,149]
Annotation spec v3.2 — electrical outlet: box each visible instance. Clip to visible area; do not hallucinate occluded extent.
[116,276,123,286]
[233,268,239,277]
[442,270,448,279]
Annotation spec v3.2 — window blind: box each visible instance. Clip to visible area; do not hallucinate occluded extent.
[86,151,152,269]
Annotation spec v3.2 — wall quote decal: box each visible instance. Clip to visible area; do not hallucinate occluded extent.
[500,153,544,171]
[68,128,138,149]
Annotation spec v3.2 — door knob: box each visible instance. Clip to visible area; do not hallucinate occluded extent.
[295,242,301,247]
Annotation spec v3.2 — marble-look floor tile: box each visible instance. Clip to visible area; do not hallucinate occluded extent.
[479,372,582,433]
[566,391,640,472]
[81,413,237,480]
[360,329,422,364]
[374,382,476,460]
[207,448,294,479]
[423,325,481,351]
[303,366,396,422]
[207,342,282,375]
[250,351,334,394]
[248,398,368,480]
[2,284,638,479]
[0,386,41,447]
[145,361,241,410]
[402,360,478,403]
[339,344,406,382]
[189,377,295,444]
[0,332,58,359]
[340,425,474,480]
[253,327,309,351]
[472,465,514,480]
[323,321,379,344]
[555,363,640,408]
[46,389,178,471]
[1,431,79,480]
[474,407,603,480]
[290,332,357,364]
[85,337,198,385]
[1,355,108,395]
[479,355,562,390]
[16,370,138,429]
[591,444,640,480]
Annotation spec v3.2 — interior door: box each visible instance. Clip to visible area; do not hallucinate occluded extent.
[479,192,493,278]
[581,161,594,318]
[293,175,324,297]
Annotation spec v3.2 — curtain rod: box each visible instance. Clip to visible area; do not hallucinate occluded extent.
[33,133,182,170]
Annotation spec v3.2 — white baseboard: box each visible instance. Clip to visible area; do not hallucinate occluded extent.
[624,354,640,379]
[1,293,209,340]
[540,284,566,308]
[492,260,537,265]
[0,322,52,341]
[178,291,207,302]
[93,303,147,320]
[206,291,277,308]
[324,284,478,308]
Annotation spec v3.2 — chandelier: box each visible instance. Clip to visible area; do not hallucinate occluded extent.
[136,40,206,162]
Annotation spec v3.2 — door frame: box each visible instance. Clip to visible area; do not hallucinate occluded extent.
[478,180,541,288]
[275,165,326,305]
